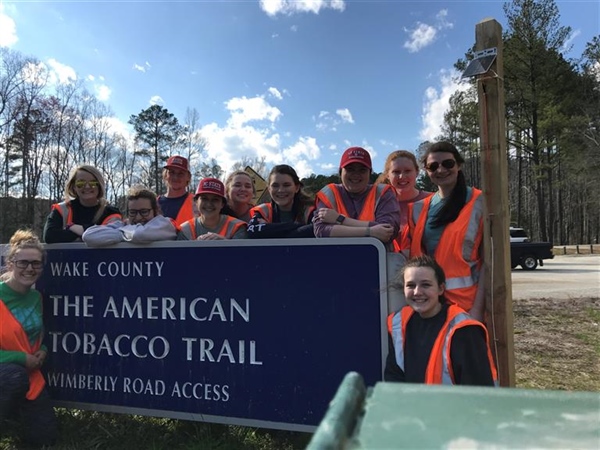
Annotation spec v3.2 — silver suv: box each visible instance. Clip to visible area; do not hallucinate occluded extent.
[510,227,530,243]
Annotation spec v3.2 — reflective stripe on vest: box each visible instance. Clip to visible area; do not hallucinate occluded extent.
[52,202,72,228]
[0,300,45,399]
[51,202,121,227]
[439,310,472,384]
[408,189,484,310]
[317,184,390,221]
[389,311,405,371]
[388,304,497,385]
[251,204,273,222]
[180,215,245,240]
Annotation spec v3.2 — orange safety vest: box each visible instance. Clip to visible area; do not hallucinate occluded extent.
[0,300,45,400]
[250,203,315,225]
[407,189,484,310]
[316,184,392,222]
[387,304,497,385]
[174,193,195,226]
[52,201,122,228]
[179,215,246,240]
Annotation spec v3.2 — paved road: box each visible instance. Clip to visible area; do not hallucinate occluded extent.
[511,254,600,299]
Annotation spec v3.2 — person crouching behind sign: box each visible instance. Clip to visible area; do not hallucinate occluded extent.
[82,185,179,247]
[178,178,247,240]
[384,255,497,386]
[0,230,58,447]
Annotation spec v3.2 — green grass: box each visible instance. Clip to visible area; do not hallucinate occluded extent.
[0,410,311,449]
[513,296,600,391]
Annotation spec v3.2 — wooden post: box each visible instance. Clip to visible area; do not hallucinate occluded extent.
[475,18,516,387]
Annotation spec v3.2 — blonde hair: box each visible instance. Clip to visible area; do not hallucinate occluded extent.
[64,165,108,223]
[224,170,256,199]
[375,150,419,185]
[1,229,45,280]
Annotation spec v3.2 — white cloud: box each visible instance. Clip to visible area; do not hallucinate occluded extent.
[404,23,437,53]
[315,108,354,131]
[87,74,95,81]
[404,9,454,53]
[20,62,48,86]
[435,9,453,30]
[199,94,321,177]
[104,116,133,141]
[419,68,468,141]
[95,84,111,102]
[47,58,77,84]
[0,4,18,48]
[290,25,298,32]
[226,96,282,127]
[271,33,279,39]
[149,95,164,106]
[133,61,151,72]
[267,87,283,100]
[336,108,354,124]
[259,0,345,17]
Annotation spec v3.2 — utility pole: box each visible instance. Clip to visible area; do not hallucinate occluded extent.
[475,18,515,387]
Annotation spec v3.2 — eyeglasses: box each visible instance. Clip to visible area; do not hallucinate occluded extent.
[127,209,153,218]
[425,159,457,172]
[13,260,43,269]
[75,180,100,189]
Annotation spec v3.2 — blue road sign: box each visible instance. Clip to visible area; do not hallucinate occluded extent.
[37,239,388,431]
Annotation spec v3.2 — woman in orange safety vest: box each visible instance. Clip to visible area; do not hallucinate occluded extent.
[248,164,315,238]
[375,150,432,251]
[403,141,485,320]
[0,229,58,446]
[42,164,122,243]
[385,255,497,386]
[178,177,247,240]
[313,146,400,248]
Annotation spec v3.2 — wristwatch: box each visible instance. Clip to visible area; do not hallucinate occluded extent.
[336,214,346,224]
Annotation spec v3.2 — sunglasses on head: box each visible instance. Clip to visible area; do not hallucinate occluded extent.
[425,159,456,172]
[75,180,100,189]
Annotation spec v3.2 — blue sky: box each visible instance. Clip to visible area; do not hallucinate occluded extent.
[1,0,598,178]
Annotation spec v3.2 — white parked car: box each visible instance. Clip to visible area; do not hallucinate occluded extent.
[510,227,530,243]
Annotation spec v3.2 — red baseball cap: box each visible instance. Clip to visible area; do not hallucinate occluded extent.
[195,177,226,199]
[164,155,190,173]
[340,147,372,170]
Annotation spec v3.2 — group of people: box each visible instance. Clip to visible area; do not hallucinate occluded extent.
[1,141,497,447]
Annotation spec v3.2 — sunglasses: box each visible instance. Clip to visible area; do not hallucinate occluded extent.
[75,180,100,189]
[127,209,153,218]
[13,259,43,269]
[425,159,457,172]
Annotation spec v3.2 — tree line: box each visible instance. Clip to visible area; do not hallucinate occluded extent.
[1,0,598,244]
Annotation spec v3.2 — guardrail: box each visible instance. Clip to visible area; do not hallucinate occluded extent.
[553,244,600,255]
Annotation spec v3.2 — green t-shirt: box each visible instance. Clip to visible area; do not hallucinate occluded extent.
[424,187,473,256]
[0,281,45,365]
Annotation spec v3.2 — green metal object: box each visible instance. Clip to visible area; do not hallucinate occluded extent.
[306,372,367,450]
[310,373,600,449]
